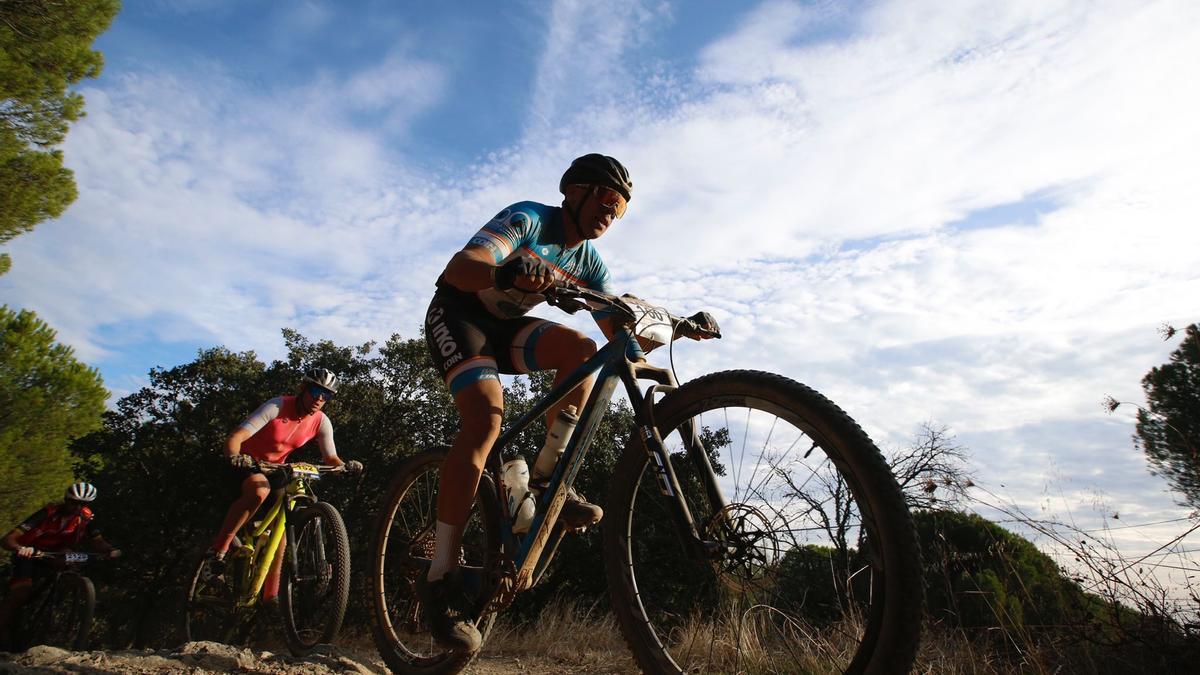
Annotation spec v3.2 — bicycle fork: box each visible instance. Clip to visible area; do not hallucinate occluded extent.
[624,361,730,563]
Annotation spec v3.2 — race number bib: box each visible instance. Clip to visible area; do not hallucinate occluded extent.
[621,295,674,346]
[64,552,89,563]
[290,462,320,478]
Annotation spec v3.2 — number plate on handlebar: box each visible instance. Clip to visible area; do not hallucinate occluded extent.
[621,295,675,346]
[64,552,89,563]
[290,462,320,478]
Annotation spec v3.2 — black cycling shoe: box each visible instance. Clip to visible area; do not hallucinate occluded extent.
[417,569,482,653]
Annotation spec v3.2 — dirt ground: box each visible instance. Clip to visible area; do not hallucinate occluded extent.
[0,641,637,674]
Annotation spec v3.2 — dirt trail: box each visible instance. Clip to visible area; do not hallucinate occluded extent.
[0,641,633,674]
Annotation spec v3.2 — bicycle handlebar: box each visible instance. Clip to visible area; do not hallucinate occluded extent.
[31,551,99,563]
[544,284,722,340]
[255,461,349,474]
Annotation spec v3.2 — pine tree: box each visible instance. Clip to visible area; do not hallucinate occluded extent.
[0,0,120,273]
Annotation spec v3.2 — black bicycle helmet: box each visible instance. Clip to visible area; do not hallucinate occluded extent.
[558,154,633,202]
[301,367,339,394]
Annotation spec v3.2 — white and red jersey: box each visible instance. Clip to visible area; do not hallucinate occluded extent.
[237,395,335,463]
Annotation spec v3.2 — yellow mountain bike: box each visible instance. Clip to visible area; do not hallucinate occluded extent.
[183,461,351,655]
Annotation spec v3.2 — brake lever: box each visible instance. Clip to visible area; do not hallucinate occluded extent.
[545,284,590,314]
[548,296,588,314]
[681,318,722,340]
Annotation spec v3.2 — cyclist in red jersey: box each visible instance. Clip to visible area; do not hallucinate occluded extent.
[205,368,362,607]
[0,482,121,648]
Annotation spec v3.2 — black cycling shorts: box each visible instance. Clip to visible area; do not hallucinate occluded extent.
[425,290,558,396]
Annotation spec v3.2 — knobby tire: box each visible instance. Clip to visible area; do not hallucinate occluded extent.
[23,573,95,651]
[280,501,351,655]
[603,370,923,674]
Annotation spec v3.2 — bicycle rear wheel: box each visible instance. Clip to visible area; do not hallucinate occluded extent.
[370,447,502,675]
[280,501,351,655]
[28,573,94,651]
[604,370,923,674]
[183,543,248,645]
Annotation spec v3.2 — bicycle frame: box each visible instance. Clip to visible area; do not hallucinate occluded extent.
[233,472,318,607]
[485,325,728,593]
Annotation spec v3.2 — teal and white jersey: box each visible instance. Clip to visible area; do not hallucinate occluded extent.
[448,201,613,319]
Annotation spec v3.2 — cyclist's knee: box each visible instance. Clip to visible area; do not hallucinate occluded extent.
[540,330,595,368]
[574,335,598,362]
[454,381,503,441]
[460,410,501,439]
[241,475,271,503]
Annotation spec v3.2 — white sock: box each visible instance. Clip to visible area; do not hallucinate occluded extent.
[427,520,464,582]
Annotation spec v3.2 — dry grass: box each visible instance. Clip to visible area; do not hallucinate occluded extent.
[484,599,639,673]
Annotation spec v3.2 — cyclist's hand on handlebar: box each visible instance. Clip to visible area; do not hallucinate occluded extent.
[495,254,554,293]
[681,311,721,340]
[16,546,35,558]
[344,460,364,475]
[229,453,257,470]
[107,549,122,560]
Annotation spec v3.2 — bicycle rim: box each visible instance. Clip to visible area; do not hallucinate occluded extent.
[371,448,501,674]
[606,370,922,674]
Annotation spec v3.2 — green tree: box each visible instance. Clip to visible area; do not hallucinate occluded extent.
[0,0,120,273]
[1134,323,1200,508]
[914,510,1089,632]
[0,306,107,534]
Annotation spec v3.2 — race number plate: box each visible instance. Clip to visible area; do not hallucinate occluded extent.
[64,552,89,563]
[291,462,320,478]
[621,295,674,346]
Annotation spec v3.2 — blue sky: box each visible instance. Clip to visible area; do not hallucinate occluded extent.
[4,0,1200,590]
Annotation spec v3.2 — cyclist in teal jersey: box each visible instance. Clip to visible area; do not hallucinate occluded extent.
[420,154,717,651]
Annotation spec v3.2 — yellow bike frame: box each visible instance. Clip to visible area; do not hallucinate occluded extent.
[231,463,319,607]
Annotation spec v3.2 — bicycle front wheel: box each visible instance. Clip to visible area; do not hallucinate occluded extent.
[370,447,502,675]
[280,501,351,655]
[30,573,94,651]
[604,370,923,674]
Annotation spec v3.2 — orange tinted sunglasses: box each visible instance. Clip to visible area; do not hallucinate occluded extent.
[573,184,628,219]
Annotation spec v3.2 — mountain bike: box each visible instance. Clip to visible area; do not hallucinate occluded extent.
[9,551,104,651]
[370,285,924,674]
[184,461,352,656]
